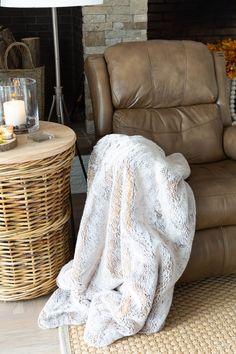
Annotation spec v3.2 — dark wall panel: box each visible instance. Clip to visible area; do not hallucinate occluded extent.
[148,0,236,43]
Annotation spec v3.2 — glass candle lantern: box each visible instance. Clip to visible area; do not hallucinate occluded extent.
[0,78,39,134]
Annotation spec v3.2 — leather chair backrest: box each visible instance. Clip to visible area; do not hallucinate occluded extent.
[85,40,231,163]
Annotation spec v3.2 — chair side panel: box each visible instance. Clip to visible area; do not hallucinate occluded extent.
[85,55,113,137]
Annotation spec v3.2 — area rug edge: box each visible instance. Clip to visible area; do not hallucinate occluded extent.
[58,325,72,354]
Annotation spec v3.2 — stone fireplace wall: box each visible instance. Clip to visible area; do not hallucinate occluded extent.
[82,0,148,134]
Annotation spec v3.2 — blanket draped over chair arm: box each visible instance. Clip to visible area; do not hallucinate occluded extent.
[224,125,236,160]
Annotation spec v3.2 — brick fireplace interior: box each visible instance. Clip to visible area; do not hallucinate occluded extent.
[148,0,236,42]
[0,1,235,122]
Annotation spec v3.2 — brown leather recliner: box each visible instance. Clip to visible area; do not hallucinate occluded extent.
[85,40,236,283]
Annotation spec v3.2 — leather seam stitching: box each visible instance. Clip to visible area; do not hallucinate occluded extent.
[182,41,187,105]
[146,43,155,106]
[220,226,227,274]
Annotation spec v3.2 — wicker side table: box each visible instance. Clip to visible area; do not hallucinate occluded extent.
[0,121,76,301]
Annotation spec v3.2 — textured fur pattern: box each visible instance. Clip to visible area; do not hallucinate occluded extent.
[38,134,196,347]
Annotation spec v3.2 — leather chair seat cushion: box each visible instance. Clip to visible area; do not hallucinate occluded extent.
[188,160,236,230]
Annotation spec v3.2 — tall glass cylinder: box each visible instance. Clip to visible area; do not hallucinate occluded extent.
[0,78,39,134]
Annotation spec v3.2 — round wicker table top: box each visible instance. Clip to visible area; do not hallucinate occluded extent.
[0,121,76,164]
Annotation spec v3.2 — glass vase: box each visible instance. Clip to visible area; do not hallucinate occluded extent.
[0,78,39,134]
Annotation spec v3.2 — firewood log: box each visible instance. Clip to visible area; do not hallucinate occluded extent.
[21,37,40,68]
[0,28,20,68]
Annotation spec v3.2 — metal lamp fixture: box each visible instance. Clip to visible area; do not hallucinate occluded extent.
[0,0,103,124]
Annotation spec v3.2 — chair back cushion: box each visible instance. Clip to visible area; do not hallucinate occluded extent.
[104,40,225,163]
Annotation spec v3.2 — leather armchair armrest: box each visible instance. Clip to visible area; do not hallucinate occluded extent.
[84,55,113,137]
[223,125,236,159]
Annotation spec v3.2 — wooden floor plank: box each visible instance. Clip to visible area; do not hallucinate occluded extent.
[0,295,60,354]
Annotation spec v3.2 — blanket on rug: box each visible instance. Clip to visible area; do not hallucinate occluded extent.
[38,134,196,347]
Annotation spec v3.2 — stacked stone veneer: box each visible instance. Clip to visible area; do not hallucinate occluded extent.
[82,0,148,134]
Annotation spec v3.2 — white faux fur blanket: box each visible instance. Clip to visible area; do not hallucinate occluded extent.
[38,134,196,347]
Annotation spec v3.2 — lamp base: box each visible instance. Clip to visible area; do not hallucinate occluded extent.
[48,86,69,125]
[47,86,87,181]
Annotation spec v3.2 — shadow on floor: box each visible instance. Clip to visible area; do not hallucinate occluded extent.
[72,193,87,236]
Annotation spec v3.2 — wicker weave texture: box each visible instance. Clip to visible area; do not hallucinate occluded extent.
[67,274,236,354]
[0,146,75,301]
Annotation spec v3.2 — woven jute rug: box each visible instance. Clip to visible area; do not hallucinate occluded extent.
[58,274,236,353]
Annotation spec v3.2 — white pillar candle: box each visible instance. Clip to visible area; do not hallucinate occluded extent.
[3,100,26,126]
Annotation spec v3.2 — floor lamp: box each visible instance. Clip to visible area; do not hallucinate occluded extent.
[0,0,103,180]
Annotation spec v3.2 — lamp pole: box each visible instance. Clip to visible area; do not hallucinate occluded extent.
[49,7,87,179]
[48,7,68,124]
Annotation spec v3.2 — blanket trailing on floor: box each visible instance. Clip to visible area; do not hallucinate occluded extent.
[38,134,196,347]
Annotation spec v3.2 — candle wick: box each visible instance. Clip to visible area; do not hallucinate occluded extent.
[11,92,16,100]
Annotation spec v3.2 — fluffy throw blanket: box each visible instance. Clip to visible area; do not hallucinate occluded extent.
[38,134,196,347]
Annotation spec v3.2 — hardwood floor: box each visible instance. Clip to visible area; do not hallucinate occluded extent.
[0,295,60,354]
[0,193,86,354]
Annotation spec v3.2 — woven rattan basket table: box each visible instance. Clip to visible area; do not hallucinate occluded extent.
[0,121,76,301]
